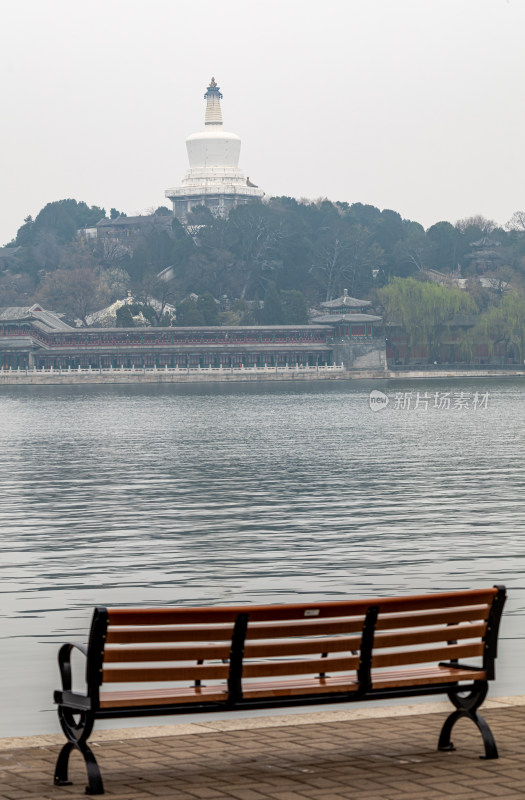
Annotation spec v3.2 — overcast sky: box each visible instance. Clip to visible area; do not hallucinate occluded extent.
[1,0,524,245]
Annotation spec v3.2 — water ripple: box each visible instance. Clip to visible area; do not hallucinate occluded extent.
[1,379,525,734]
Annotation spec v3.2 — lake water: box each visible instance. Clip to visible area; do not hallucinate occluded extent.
[1,378,525,737]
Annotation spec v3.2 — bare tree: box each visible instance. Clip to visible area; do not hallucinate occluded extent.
[505,211,525,232]
[455,215,497,234]
[312,226,384,300]
[35,268,109,325]
[136,270,176,324]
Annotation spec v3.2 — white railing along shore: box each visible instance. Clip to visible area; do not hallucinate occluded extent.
[1,363,346,377]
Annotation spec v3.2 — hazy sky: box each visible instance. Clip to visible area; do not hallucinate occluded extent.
[1,0,524,245]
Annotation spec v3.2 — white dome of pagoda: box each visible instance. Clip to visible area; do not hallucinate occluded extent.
[185,79,241,172]
[166,78,264,221]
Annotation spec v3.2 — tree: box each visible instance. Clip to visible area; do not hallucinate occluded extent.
[15,199,106,246]
[197,293,220,325]
[260,284,286,324]
[282,290,308,324]
[378,277,475,363]
[455,215,497,235]
[393,227,432,274]
[35,267,109,325]
[136,270,176,325]
[426,221,459,272]
[506,211,525,232]
[127,241,151,283]
[15,216,34,247]
[468,293,525,363]
[116,305,135,327]
[226,204,285,298]
[312,233,351,301]
[176,297,205,326]
[0,271,36,307]
[312,224,384,300]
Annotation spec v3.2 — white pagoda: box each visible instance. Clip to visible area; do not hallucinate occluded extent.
[166,78,264,221]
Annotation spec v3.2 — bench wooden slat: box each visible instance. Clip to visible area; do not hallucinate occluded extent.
[105,618,367,643]
[106,625,236,644]
[371,666,487,690]
[372,622,487,649]
[103,605,491,645]
[102,663,229,683]
[102,625,486,666]
[372,641,484,669]
[103,643,231,662]
[242,655,360,679]
[104,635,362,662]
[98,663,488,707]
[375,605,490,630]
[241,676,360,698]
[106,589,497,626]
[243,636,362,658]
[99,685,227,708]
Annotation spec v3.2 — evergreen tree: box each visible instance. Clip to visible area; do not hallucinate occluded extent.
[176,297,205,326]
[261,284,286,324]
[116,305,135,327]
[282,290,308,324]
[197,293,220,325]
[15,199,106,245]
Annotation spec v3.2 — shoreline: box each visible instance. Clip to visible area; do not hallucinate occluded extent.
[1,693,523,751]
[1,366,525,385]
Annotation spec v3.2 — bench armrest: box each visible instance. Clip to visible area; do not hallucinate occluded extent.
[57,642,88,692]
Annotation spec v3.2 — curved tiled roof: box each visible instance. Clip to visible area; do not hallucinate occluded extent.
[320,291,371,309]
[0,305,73,331]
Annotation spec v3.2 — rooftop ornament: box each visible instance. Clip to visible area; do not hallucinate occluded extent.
[204,77,223,100]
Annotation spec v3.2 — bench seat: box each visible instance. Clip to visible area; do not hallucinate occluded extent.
[95,666,487,710]
[99,685,227,708]
[370,666,487,690]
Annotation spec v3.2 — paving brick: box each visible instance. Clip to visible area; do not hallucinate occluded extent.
[1,705,525,799]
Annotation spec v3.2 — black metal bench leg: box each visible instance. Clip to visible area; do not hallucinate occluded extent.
[80,741,105,795]
[54,739,104,794]
[438,708,460,752]
[438,708,498,759]
[438,683,498,760]
[54,741,74,786]
[55,706,104,794]
[472,711,498,759]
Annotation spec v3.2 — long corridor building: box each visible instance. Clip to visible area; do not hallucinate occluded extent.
[0,305,385,371]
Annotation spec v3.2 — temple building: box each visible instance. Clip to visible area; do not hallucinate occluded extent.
[311,290,383,339]
[166,78,264,221]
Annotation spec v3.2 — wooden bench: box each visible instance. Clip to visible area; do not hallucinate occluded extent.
[53,585,506,794]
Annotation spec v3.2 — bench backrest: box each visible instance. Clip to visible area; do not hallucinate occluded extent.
[85,587,505,708]
[88,602,374,706]
[367,586,505,690]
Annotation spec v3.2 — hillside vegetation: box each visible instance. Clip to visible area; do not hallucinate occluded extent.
[2,198,525,332]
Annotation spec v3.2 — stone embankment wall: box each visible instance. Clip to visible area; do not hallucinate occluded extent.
[1,365,524,386]
[386,368,525,379]
[0,365,358,385]
[331,340,387,370]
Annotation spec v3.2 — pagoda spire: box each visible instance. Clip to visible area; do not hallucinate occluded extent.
[204,77,223,126]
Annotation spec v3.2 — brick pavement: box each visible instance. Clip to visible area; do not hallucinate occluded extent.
[1,702,524,800]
